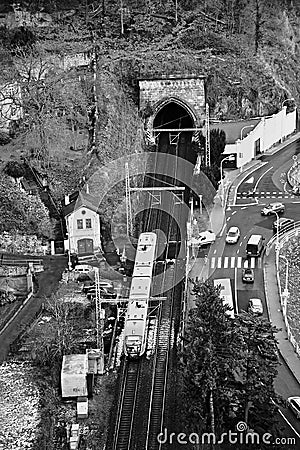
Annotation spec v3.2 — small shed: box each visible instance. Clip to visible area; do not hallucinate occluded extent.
[61,354,88,398]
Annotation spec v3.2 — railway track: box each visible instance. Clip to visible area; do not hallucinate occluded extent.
[110,130,193,449]
[113,360,141,450]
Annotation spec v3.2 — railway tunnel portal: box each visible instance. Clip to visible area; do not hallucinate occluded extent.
[139,74,206,147]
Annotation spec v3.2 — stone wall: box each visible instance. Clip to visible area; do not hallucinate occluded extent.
[139,75,206,128]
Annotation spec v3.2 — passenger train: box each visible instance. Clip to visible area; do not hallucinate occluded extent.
[123,232,157,358]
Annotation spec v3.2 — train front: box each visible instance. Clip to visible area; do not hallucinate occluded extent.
[123,232,157,359]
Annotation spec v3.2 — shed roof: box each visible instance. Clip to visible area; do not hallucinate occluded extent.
[62,354,88,375]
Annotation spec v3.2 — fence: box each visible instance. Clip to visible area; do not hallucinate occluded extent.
[268,222,300,358]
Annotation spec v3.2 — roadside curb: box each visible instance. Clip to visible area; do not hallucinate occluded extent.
[263,243,300,385]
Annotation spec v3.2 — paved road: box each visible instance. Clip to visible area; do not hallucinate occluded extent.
[191,138,300,444]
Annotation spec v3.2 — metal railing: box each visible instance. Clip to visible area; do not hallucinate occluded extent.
[270,222,300,358]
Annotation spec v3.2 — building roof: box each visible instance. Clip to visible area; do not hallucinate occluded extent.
[63,191,101,217]
[210,118,261,144]
[62,354,88,375]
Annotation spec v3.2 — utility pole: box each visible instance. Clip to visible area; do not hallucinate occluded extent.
[120,0,124,34]
[90,30,98,153]
[205,103,210,167]
[125,162,133,236]
[95,268,104,352]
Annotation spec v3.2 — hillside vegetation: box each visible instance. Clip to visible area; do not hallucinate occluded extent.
[0,0,300,233]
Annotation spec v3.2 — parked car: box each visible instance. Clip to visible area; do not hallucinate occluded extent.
[287,397,300,419]
[86,287,117,300]
[82,280,114,294]
[242,268,254,283]
[196,230,216,246]
[261,202,285,216]
[73,264,94,273]
[248,298,263,315]
[272,217,295,232]
[226,226,240,244]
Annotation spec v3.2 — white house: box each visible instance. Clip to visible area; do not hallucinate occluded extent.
[63,188,102,256]
[0,82,23,132]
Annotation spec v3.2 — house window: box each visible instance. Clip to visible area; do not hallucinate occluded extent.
[77,219,83,229]
[86,218,92,228]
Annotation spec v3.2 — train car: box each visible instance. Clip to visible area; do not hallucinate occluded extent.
[123,232,157,358]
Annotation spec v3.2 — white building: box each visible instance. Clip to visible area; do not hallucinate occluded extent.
[63,188,102,256]
[211,106,297,168]
[0,82,23,132]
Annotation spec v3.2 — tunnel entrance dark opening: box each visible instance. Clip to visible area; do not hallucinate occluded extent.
[153,102,194,130]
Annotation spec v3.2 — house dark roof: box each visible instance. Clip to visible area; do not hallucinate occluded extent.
[63,191,101,217]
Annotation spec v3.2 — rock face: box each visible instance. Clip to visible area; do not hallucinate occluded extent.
[0,360,40,450]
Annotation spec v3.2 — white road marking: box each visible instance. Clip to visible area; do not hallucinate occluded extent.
[226,217,231,222]
[236,249,239,255]
[231,257,235,268]
[237,257,242,268]
[220,224,226,236]
[211,258,215,268]
[234,267,239,314]
[292,201,300,203]
[254,165,274,191]
[213,249,217,254]
[241,206,248,209]
[244,259,249,268]
[224,257,229,268]
[233,162,268,204]
[217,257,222,268]
[250,257,255,268]
[232,211,237,215]
[277,408,300,439]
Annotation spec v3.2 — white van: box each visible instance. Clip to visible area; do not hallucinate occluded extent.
[73,264,94,273]
[246,234,264,257]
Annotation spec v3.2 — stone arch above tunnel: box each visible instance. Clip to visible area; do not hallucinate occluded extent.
[139,75,206,144]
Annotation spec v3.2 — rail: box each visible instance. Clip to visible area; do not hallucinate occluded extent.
[113,361,141,450]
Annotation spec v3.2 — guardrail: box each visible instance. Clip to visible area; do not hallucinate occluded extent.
[269,222,300,358]
[1,258,43,266]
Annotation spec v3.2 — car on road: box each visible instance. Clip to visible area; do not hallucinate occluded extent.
[196,230,216,246]
[242,268,254,283]
[272,217,295,232]
[225,226,240,244]
[287,397,300,419]
[261,202,285,216]
[248,298,263,315]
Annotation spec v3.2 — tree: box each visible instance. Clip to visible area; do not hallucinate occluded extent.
[235,313,279,432]
[0,173,53,238]
[0,47,89,165]
[180,281,243,434]
[179,281,280,443]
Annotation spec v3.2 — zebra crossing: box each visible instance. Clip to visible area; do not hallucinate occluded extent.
[237,191,295,199]
[208,256,262,269]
